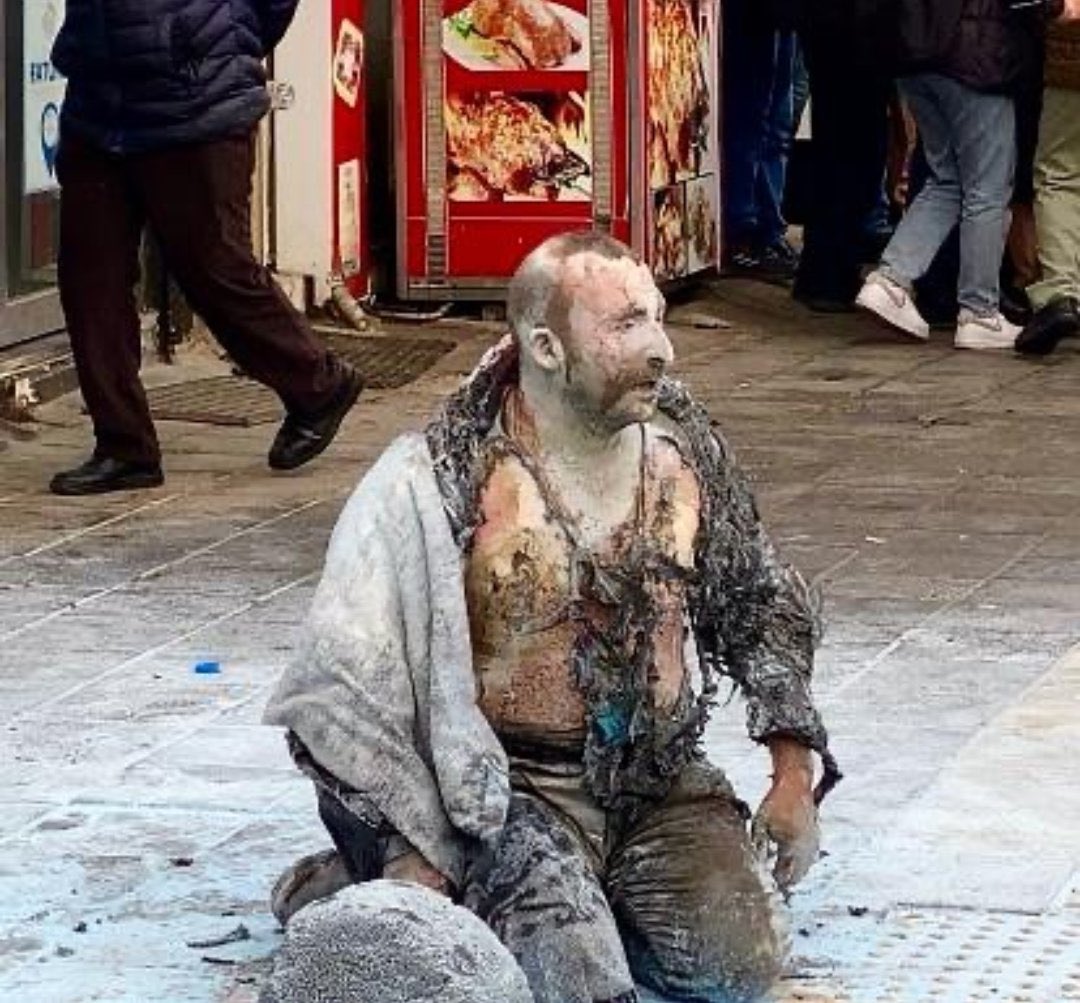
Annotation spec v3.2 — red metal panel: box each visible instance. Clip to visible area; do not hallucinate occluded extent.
[331,0,368,296]
[397,0,630,298]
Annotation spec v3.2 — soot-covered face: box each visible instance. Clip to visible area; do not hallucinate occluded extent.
[551,252,674,432]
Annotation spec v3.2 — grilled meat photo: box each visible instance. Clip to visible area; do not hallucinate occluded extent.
[446,93,589,199]
[470,0,582,69]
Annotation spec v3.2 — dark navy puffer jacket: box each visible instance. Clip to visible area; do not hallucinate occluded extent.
[52,0,300,153]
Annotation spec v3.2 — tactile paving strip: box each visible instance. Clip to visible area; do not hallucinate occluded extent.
[148,334,455,426]
[784,907,1080,1003]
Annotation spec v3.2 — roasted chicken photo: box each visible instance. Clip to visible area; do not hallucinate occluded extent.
[469,0,583,69]
[445,93,590,200]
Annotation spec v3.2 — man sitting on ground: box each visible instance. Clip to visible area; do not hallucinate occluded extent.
[265,232,839,1003]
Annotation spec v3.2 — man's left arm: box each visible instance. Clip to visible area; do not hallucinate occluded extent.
[702,445,839,892]
[738,524,833,892]
[256,0,302,51]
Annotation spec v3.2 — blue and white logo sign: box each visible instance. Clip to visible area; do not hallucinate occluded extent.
[24,0,67,195]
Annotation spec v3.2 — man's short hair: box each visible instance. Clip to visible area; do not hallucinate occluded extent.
[506,231,641,344]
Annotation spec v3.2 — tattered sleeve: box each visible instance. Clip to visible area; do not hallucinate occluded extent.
[690,419,840,801]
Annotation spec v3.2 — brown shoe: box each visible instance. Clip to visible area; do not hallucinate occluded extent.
[270,848,353,926]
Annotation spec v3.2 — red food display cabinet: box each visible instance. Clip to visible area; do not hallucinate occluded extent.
[394,0,722,301]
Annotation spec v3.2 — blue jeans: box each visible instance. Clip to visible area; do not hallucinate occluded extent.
[881,74,1016,316]
[723,8,796,249]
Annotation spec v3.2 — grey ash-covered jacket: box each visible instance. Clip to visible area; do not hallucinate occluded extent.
[265,340,837,884]
[52,0,300,153]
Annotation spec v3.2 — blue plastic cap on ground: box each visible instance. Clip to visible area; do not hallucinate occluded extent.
[193,661,221,675]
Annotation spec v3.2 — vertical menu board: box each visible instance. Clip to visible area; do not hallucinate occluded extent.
[397,0,629,296]
[644,0,720,280]
[441,0,593,204]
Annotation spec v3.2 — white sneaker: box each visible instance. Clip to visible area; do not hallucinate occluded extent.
[954,310,1023,350]
[855,271,930,340]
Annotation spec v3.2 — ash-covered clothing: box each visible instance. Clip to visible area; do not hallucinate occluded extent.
[307,741,787,1003]
[429,339,836,796]
[467,389,704,807]
[264,431,511,887]
[265,338,836,885]
[473,759,787,1003]
[267,338,832,1000]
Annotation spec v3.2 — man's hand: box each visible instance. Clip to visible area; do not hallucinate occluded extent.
[752,739,821,894]
[1061,0,1080,21]
[382,848,453,896]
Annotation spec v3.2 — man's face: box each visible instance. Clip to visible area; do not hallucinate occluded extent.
[553,253,674,431]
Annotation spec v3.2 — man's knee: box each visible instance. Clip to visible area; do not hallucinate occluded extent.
[629,912,786,1003]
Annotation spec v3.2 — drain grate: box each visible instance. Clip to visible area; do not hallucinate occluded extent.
[321,331,455,389]
[785,907,1080,1003]
[147,333,455,426]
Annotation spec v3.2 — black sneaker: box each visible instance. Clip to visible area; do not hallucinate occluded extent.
[50,455,164,496]
[1000,284,1033,327]
[757,241,799,280]
[268,364,364,471]
[728,244,761,271]
[1015,296,1080,356]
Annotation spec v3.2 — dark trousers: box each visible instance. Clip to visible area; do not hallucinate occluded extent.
[56,129,340,465]
[794,27,891,303]
[723,3,797,250]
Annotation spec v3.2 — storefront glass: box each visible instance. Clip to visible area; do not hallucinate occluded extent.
[1,0,65,346]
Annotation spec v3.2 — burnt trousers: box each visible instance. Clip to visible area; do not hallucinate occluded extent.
[316,760,789,1003]
[56,129,341,465]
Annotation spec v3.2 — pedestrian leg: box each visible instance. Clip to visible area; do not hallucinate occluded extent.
[1028,88,1080,310]
[951,88,1017,316]
[56,132,159,465]
[723,2,781,253]
[132,132,342,416]
[880,75,965,289]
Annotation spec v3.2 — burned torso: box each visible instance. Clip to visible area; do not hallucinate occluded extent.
[465,404,703,806]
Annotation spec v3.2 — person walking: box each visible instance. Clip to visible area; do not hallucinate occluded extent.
[1016,3,1080,354]
[48,0,364,496]
[855,0,1052,350]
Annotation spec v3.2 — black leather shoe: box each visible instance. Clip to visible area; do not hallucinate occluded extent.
[1015,296,1080,356]
[268,365,364,471]
[50,455,164,496]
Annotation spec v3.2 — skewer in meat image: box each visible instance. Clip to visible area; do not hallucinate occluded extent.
[443,0,587,71]
[647,0,710,188]
[445,92,592,201]
[652,186,688,279]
